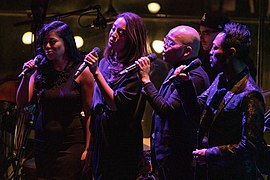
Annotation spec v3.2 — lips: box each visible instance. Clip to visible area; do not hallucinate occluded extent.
[108,38,115,46]
[210,57,214,64]
[45,51,53,55]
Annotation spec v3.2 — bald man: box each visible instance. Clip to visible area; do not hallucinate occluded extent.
[136,25,210,179]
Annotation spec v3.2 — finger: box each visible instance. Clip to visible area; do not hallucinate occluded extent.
[145,58,151,65]
[141,59,149,66]
[88,53,98,61]
[84,60,94,66]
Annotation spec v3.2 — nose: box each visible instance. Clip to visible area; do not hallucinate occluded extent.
[111,29,118,40]
[209,49,213,56]
[200,34,205,41]
[44,42,51,49]
[163,42,169,50]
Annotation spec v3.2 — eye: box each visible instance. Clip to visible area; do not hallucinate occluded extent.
[213,45,219,50]
[111,26,116,32]
[117,29,126,36]
[49,39,57,45]
[43,39,57,46]
[200,31,209,36]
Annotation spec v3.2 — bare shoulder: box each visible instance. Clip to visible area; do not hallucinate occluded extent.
[75,67,94,86]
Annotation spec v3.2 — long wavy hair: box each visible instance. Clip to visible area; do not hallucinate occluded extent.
[104,12,147,64]
[36,20,82,63]
[35,21,82,95]
[103,12,148,84]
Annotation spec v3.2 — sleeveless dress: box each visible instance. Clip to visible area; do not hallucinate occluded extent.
[34,63,85,179]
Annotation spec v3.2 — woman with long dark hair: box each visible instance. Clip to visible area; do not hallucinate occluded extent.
[84,12,148,179]
[16,20,94,179]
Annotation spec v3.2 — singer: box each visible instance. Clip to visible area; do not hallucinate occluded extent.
[83,12,147,179]
[174,22,265,179]
[136,25,210,179]
[16,21,94,179]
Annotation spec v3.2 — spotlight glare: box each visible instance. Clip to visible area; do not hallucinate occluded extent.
[74,36,84,48]
[152,40,164,54]
[22,32,34,45]
[147,2,161,14]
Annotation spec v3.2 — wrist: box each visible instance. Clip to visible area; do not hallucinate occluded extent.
[142,78,151,85]
[93,68,100,78]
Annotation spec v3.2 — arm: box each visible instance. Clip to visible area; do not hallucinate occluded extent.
[16,59,37,108]
[75,67,94,160]
[173,66,209,124]
[84,53,116,111]
[204,91,265,162]
[136,57,182,119]
[92,68,116,110]
[193,91,265,163]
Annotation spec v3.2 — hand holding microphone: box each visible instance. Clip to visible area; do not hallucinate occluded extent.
[163,59,202,84]
[74,47,100,79]
[135,53,157,84]
[121,53,157,75]
[18,55,43,78]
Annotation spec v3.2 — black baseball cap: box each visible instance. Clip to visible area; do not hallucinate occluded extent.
[199,12,230,31]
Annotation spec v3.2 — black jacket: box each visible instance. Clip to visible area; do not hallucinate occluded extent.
[144,58,210,179]
[174,71,265,179]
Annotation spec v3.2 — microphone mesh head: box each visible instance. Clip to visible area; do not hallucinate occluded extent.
[148,53,157,62]
[93,47,101,54]
[34,55,44,63]
[192,59,202,66]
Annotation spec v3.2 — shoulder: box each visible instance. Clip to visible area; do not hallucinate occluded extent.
[243,75,264,101]
[75,66,94,86]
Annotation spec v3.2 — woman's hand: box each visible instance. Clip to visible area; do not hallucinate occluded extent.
[21,59,38,77]
[84,51,99,74]
[81,150,93,178]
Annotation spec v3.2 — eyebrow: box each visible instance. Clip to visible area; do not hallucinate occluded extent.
[112,25,126,30]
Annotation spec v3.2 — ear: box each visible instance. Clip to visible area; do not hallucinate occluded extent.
[183,46,192,57]
[228,47,236,57]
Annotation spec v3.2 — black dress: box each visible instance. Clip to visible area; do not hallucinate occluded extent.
[34,62,85,179]
[91,58,146,180]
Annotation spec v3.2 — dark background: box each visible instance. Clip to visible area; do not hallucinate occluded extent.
[0,0,270,137]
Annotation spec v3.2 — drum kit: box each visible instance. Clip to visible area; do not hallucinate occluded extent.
[0,78,36,179]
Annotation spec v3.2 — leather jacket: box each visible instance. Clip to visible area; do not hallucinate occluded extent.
[174,71,265,179]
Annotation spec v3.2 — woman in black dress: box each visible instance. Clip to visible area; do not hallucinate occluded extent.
[16,21,94,179]
[84,12,148,179]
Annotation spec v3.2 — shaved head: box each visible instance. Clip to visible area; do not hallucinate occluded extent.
[167,26,200,57]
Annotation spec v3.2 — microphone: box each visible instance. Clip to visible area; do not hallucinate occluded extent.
[18,55,43,78]
[163,59,202,84]
[91,16,108,29]
[74,47,101,79]
[119,53,157,75]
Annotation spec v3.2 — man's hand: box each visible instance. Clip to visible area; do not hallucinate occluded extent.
[173,65,190,80]
[192,148,207,165]
[135,56,151,84]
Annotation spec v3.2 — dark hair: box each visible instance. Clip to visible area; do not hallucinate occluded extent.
[104,12,148,65]
[37,20,82,63]
[223,22,251,60]
[35,21,82,96]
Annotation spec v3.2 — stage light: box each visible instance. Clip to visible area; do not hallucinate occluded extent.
[74,36,84,48]
[22,32,34,45]
[147,2,161,14]
[152,40,164,54]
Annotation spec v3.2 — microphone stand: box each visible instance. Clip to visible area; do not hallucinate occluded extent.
[13,104,36,179]
[14,5,102,27]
